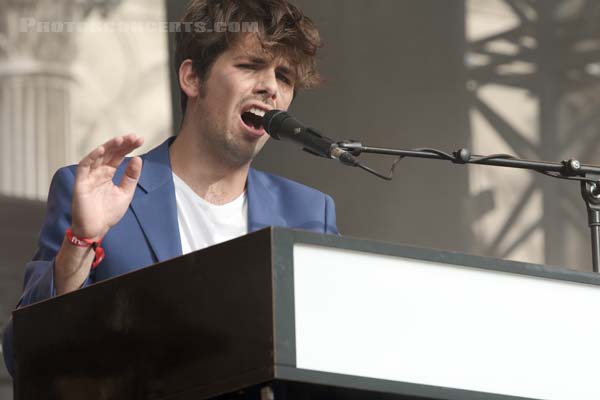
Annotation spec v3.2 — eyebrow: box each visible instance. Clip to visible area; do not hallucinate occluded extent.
[234,55,267,63]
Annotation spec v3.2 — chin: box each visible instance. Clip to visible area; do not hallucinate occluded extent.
[221,144,260,167]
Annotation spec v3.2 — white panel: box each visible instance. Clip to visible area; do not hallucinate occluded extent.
[293,244,600,400]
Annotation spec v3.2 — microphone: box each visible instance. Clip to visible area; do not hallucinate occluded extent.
[263,110,359,166]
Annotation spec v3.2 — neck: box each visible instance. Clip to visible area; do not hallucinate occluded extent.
[170,126,250,205]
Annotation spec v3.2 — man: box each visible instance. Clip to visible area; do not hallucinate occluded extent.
[2,0,337,376]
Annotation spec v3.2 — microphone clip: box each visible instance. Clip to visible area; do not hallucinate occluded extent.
[337,140,364,156]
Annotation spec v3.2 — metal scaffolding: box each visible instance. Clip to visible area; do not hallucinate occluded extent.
[467,0,600,270]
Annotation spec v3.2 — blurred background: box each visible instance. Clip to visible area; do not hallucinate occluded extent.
[2,0,600,395]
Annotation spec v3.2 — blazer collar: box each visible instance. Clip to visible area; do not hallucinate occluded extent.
[137,136,176,194]
[130,137,182,262]
[247,168,286,232]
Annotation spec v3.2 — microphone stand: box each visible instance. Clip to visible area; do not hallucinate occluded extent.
[337,142,600,273]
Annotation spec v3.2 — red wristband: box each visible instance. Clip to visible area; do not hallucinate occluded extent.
[65,228,105,269]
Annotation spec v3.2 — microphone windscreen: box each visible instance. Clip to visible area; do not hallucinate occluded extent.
[263,109,287,139]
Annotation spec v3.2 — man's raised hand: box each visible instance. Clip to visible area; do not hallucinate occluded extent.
[70,134,144,240]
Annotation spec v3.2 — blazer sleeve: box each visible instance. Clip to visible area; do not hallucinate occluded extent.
[324,194,339,235]
[3,166,92,377]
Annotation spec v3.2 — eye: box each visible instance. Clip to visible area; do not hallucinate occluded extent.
[276,72,292,85]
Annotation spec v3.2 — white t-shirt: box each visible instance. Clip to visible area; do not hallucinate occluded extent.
[173,173,248,255]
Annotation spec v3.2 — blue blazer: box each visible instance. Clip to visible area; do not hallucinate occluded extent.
[2,137,338,376]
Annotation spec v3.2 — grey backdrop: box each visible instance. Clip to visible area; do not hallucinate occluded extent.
[256,0,473,253]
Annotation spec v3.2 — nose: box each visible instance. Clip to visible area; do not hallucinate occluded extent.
[253,68,278,102]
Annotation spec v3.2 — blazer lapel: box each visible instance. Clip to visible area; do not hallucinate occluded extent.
[247,168,287,232]
[130,137,182,262]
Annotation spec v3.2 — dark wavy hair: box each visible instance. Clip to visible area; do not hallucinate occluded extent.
[174,0,322,114]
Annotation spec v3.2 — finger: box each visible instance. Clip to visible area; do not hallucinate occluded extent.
[90,145,109,170]
[77,137,126,186]
[98,135,128,162]
[77,135,143,180]
[76,145,106,181]
[106,135,145,168]
[111,135,144,161]
[79,135,124,171]
[118,156,143,195]
[87,134,135,172]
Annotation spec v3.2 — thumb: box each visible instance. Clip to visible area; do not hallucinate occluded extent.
[119,157,142,195]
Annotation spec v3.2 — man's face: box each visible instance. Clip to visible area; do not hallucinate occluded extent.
[190,35,295,167]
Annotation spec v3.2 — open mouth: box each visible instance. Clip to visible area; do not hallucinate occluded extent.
[241,107,266,132]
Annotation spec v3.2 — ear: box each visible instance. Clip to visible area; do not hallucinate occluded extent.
[179,59,200,98]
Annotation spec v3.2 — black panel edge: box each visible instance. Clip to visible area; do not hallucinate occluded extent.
[273,366,543,400]
[163,367,274,400]
[282,228,600,287]
[270,228,297,367]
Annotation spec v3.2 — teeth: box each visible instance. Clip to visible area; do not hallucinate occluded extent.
[247,107,266,117]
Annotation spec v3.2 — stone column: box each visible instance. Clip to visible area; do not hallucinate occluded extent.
[0,0,120,200]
